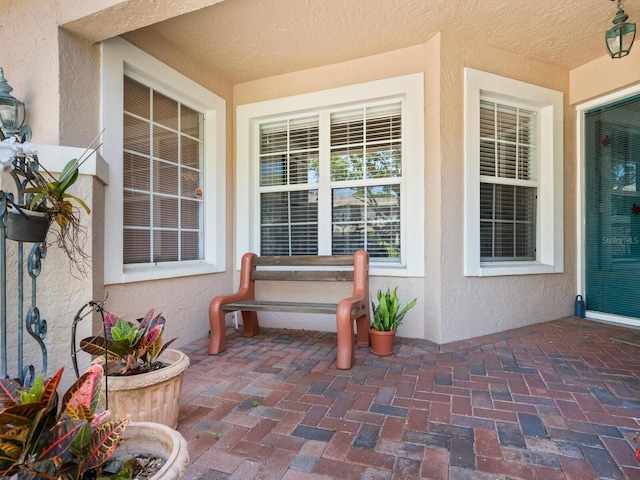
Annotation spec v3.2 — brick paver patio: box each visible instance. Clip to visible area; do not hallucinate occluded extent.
[177,317,640,479]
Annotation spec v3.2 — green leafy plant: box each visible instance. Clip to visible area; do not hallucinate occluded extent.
[0,364,130,479]
[370,287,417,332]
[21,156,91,228]
[79,308,177,376]
[1,135,101,274]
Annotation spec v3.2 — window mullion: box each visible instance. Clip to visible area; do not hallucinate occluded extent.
[492,184,496,259]
[494,105,498,176]
[515,107,520,182]
[177,102,182,261]
[512,185,517,258]
[287,191,292,256]
[286,122,291,256]
[480,175,537,188]
[149,90,155,263]
[317,111,332,255]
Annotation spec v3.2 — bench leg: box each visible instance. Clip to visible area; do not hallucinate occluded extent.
[355,314,370,348]
[241,310,260,337]
[208,301,227,355]
[336,310,354,370]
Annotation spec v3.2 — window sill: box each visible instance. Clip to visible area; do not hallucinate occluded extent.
[370,261,421,277]
[472,261,564,277]
[106,260,224,285]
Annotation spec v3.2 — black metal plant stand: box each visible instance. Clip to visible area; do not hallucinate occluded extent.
[70,299,109,409]
[0,174,48,386]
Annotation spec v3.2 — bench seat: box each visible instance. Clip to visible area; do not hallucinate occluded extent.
[220,300,340,314]
[208,251,370,369]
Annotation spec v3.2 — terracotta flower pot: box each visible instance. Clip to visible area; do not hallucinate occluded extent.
[117,422,189,480]
[369,327,397,356]
[102,349,190,429]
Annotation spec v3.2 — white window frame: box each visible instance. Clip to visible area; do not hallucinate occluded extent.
[236,73,424,277]
[464,68,563,277]
[102,37,226,284]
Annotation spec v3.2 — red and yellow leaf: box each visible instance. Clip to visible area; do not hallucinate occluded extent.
[82,418,130,471]
[36,420,86,461]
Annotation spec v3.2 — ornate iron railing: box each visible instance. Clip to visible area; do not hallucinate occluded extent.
[0,168,48,386]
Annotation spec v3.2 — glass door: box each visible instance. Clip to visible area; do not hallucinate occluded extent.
[585,95,640,323]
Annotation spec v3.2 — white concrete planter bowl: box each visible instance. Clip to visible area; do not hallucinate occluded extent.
[102,349,190,429]
[117,421,189,480]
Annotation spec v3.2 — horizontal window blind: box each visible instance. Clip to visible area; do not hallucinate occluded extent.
[257,102,404,259]
[480,183,536,260]
[479,100,537,262]
[480,100,536,181]
[123,76,204,264]
[260,117,319,187]
[261,190,318,255]
[331,104,402,182]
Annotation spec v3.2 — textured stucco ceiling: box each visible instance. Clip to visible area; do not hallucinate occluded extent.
[120,0,633,84]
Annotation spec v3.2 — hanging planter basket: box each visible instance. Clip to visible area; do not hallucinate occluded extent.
[5,206,51,243]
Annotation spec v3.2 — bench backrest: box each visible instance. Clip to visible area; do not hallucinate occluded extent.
[236,251,369,302]
[251,254,357,282]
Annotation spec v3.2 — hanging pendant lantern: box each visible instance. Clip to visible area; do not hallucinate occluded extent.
[606,0,636,58]
[0,68,26,138]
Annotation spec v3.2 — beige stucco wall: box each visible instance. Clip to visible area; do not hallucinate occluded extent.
[1,1,237,387]
[233,34,577,344]
[570,48,640,105]
[1,2,102,388]
[437,33,576,343]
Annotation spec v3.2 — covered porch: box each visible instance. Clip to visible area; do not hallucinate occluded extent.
[176,317,640,479]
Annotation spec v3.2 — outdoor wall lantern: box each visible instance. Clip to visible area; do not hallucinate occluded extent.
[606,0,636,58]
[0,68,30,141]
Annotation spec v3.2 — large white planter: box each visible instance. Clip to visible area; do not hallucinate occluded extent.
[117,422,189,480]
[102,349,190,429]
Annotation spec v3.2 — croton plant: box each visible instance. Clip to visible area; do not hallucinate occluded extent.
[80,308,176,376]
[0,364,129,479]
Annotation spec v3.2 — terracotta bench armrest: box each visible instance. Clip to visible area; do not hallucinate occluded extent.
[208,253,257,354]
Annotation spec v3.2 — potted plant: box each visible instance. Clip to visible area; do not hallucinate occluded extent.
[77,306,190,429]
[0,364,128,479]
[114,421,189,480]
[0,135,98,272]
[0,364,189,479]
[369,287,417,356]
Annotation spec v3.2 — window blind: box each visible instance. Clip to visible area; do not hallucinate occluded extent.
[479,100,537,261]
[258,102,403,259]
[330,104,402,259]
[123,76,204,264]
[259,117,319,255]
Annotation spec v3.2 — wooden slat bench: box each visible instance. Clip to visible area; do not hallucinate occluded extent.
[208,250,370,369]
